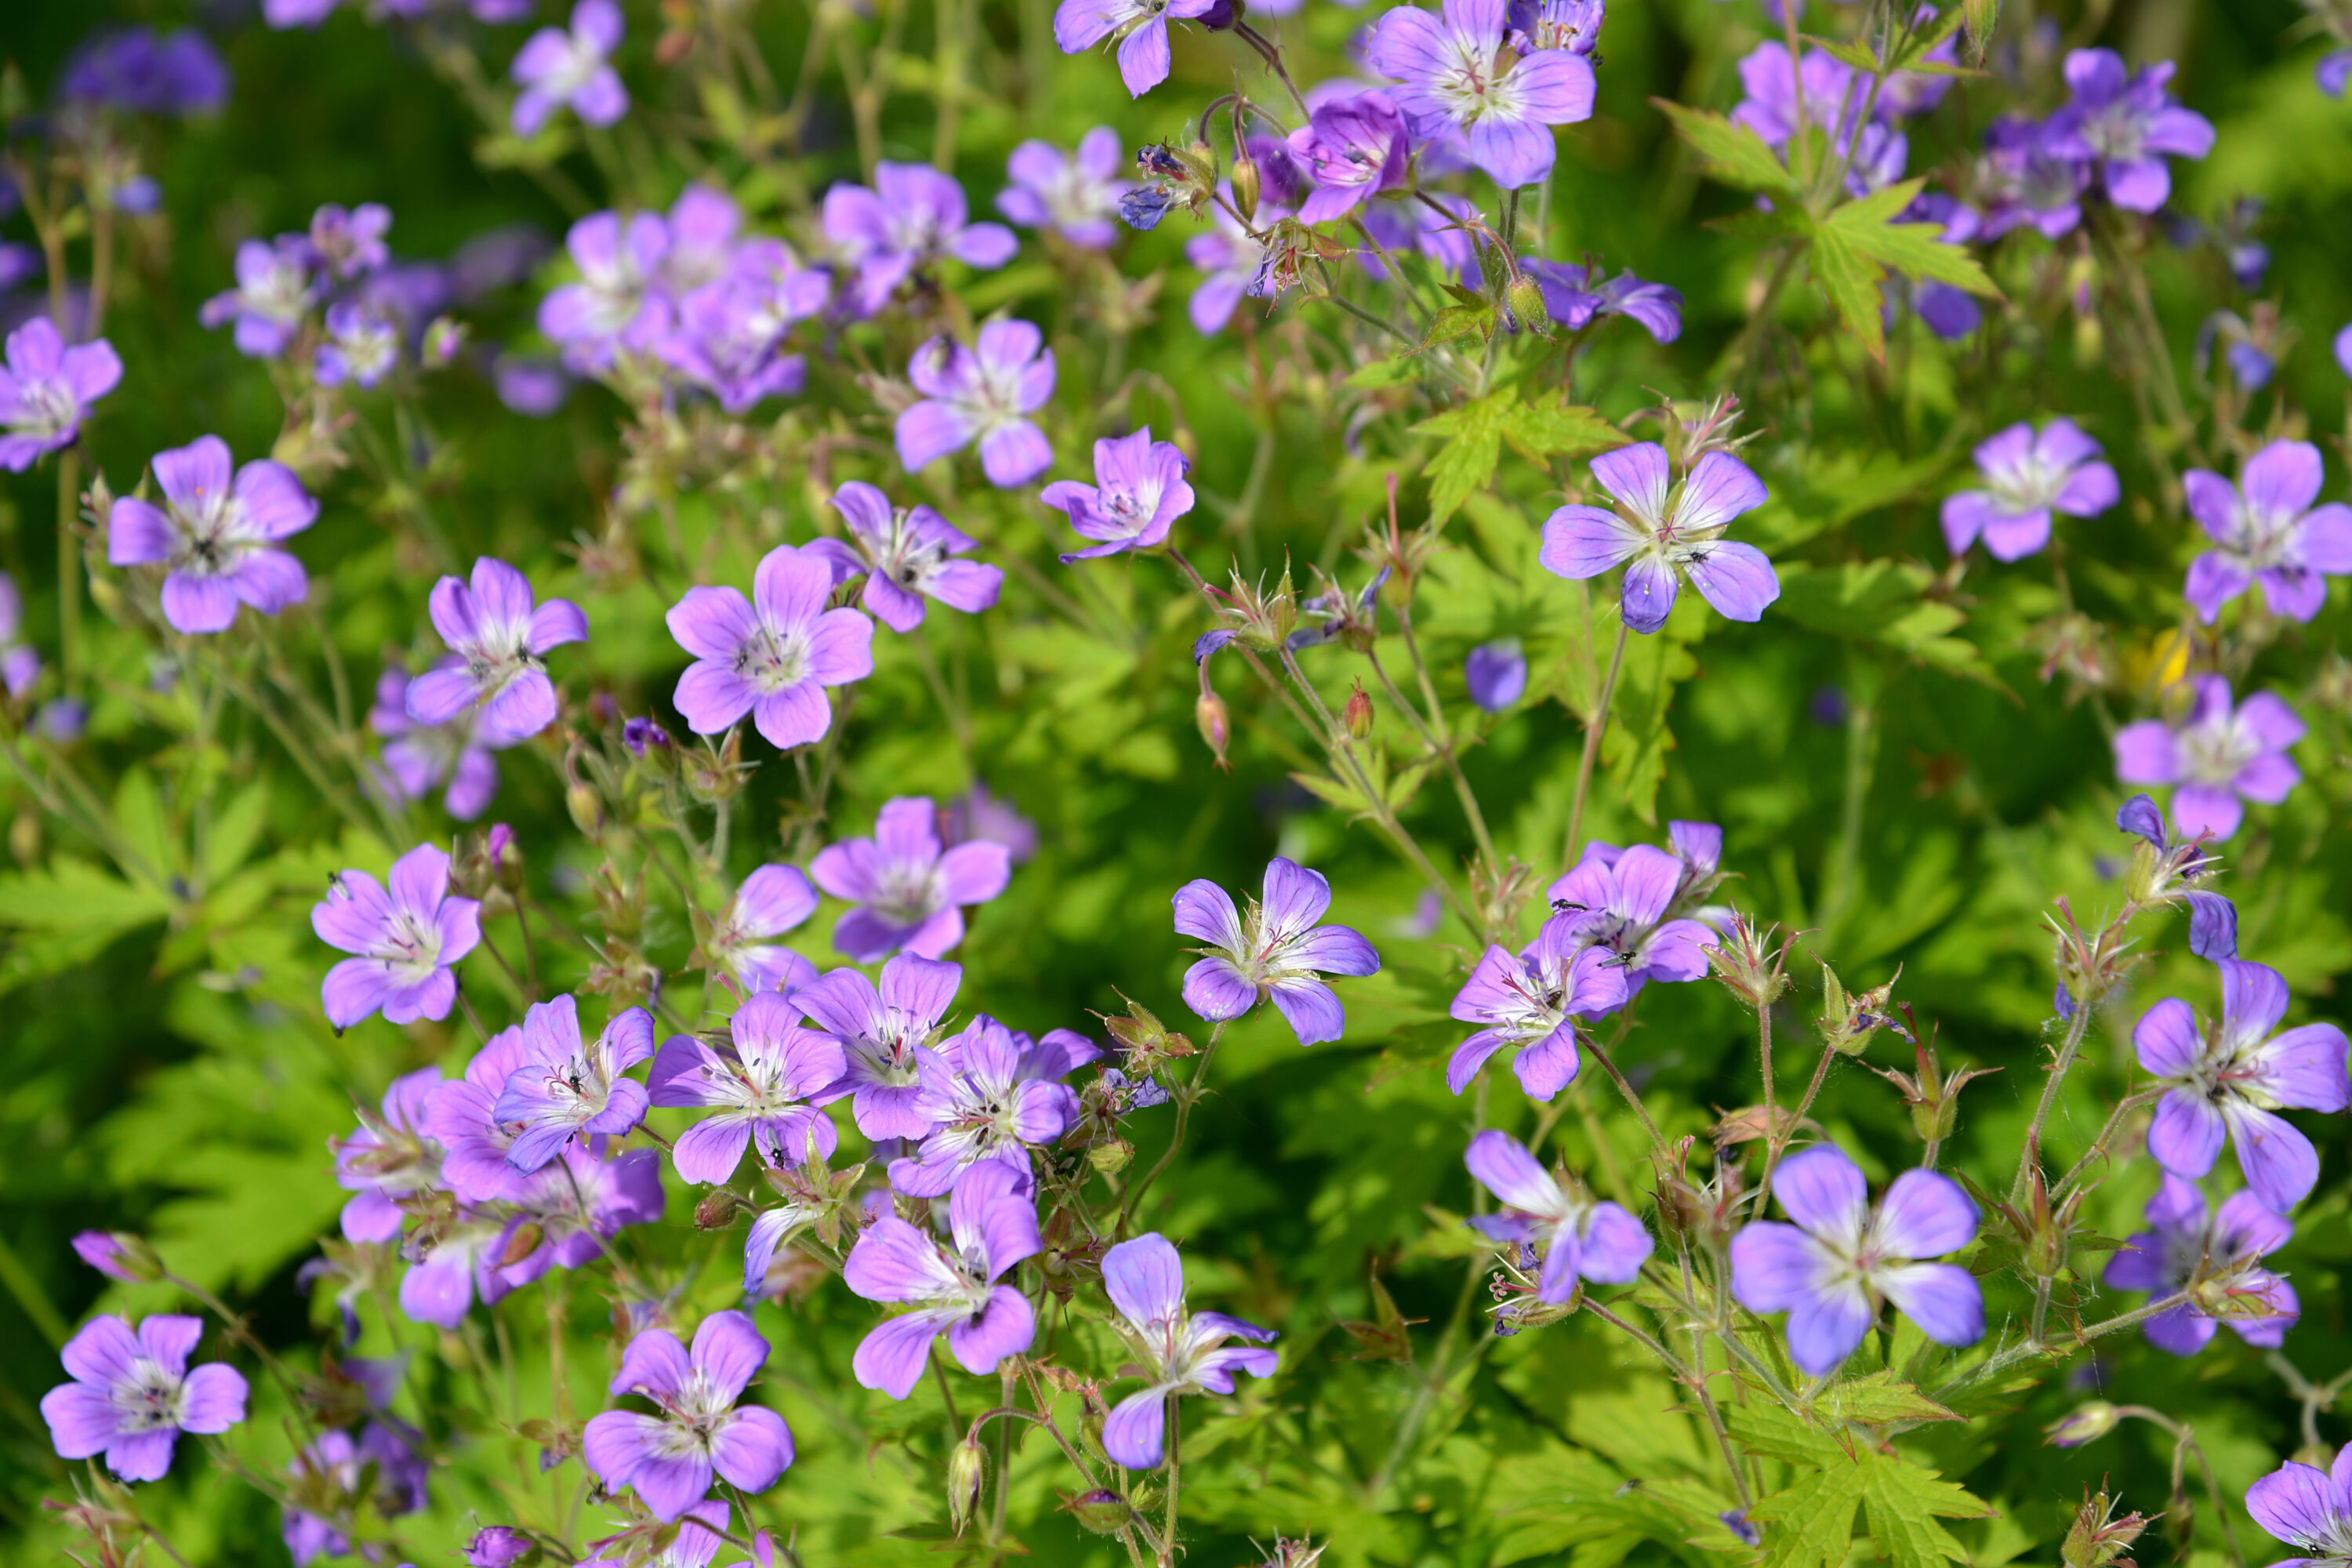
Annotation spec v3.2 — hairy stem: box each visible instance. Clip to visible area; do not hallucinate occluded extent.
[1566,617,1629,871]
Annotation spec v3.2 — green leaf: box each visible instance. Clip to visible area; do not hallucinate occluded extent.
[1726,1401,1849,1468]
[1598,598,1704,825]
[1656,101,1801,197]
[1412,387,1518,521]
[1821,182,1998,295]
[1814,1370,1962,1425]
[1752,1466,1867,1568]
[1418,303,1495,353]
[1803,33,1885,71]
[1345,355,1428,390]
[1857,1454,1994,1568]
[1772,561,2005,688]
[1809,221,1893,363]
[1503,399,1621,463]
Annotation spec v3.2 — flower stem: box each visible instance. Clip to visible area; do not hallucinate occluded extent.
[56,449,82,698]
[1565,617,1628,872]
[2011,1003,2095,1206]
[1116,1020,1226,1236]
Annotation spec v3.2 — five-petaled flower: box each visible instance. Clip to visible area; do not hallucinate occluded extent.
[1287,93,1413,224]
[198,236,314,358]
[1052,0,1222,99]
[2182,439,2352,624]
[1172,857,1382,1046]
[1542,837,1721,1001]
[1098,1232,1279,1469]
[1540,443,1779,633]
[510,0,630,136]
[2113,675,2303,841]
[490,993,657,1174]
[1040,426,1196,561]
[1369,0,1598,189]
[41,1315,249,1482]
[2102,1174,2299,1355]
[811,796,1012,963]
[800,953,963,1140]
[996,129,1131,248]
[698,864,821,997]
[539,210,671,373]
[896,321,1058,488]
[844,1161,1041,1397]
[406,557,588,745]
[312,843,483,1030]
[332,1064,444,1243]
[818,481,1004,633]
[583,1310,793,1522]
[1448,927,1626,1097]
[822,162,1017,318]
[1940,419,2121,562]
[109,434,320,635]
[0,316,122,472]
[2248,1443,2352,1568]
[889,1017,1091,1196]
[666,543,876,750]
[370,666,503,819]
[650,993,844,1184]
[2042,49,2216,213]
[1464,1131,1652,1301]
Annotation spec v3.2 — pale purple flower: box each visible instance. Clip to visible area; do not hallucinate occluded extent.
[1940,419,2119,562]
[659,238,826,412]
[654,184,742,299]
[1369,0,1597,188]
[2248,1444,2352,1568]
[494,1145,665,1291]
[490,993,656,1173]
[650,992,844,1183]
[897,321,1057,487]
[1729,1144,1984,1376]
[998,129,1130,249]
[314,301,400,388]
[466,1526,535,1568]
[0,573,36,698]
[332,1065,444,1243]
[539,211,670,372]
[72,1232,143,1283]
[844,1161,1041,1397]
[1465,639,1526,711]
[811,796,1011,963]
[107,435,318,635]
[2102,1176,2298,1354]
[667,543,874,750]
[1447,930,1626,1097]
[426,1021,546,1203]
[306,202,390,281]
[1540,444,1778,633]
[1040,426,1195,561]
[1508,0,1605,53]
[198,236,314,358]
[281,1423,427,1563]
[1173,857,1381,1046]
[579,1502,730,1568]
[822,163,1017,317]
[942,782,1039,866]
[821,481,1004,632]
[887,1018,1091,1196]
[405,557,588,744]
[800,953,962,1140]
[2114,793,2238,960]
[1464,1131,1651,1301]
[1098,1232,1278,1469]
[495,354,572,415]
[702,865,821,996]
[2182,441,2352,624]
[312,843,482,1029]
[1287,93,1411,224]
[1052,0,1222,98]
[1523,260,1683,342]
[41,1316,248,1482]
[1541,840,1719,1000]
[369,667,502,821]
[395,1218,511,1328]
[2324,51,2352,97]
[2113,675,2303,840]
[2135,958,2350,1214]
[511,0,629,136]
[2043,49,2215,213]
[0,317,121,470]
[1362,191,1479,287]
[1183,194,1284,336]
[1730,42,1865,152]
[61,26,230,114]
[583,1311,793,1522]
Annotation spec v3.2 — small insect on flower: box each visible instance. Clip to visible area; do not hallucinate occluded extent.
[109,434,320,635]
[489,993,657,1173]
[1540,442,1779,633]
[1172,858,1382,1046]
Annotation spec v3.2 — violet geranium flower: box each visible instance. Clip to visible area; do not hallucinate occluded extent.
[369,666,503,820]
[822,163,1018,318]
[649,992,845,1183]
[820,481,1004,632]
[1098,1232,1279,1469]
[1368,0,1597,188]
[1173,858,1381,1046]
[2135,958,2350,1214]
[1940,419,2121,561]
[40,1316,249,1482]
[2042,49,2216,213]
[2112,675,2303,840]
[799,953,963,1140]
[198,236,314,358]
[844,1161,1040,1397]
[659,238,827,413]
[896,321,1058,488]
[1464,1131,1653,1301]
[332,1065,444,1243]
[1541,840,1719,1002]
[996,129,1130,249]
[0,317,122,471]
[1523,261,1684,343]
[699,865,821,996]
[108,435,319,635]
[1448,929,1627,1097]
[2101,1175,2298,1355]
[538,211,670,373]
[1052,0,1221,99]
[2247,1445,2352,1568]
[1040,426,1195,561]
[811,796,1011,963]
[510,0,630,136]
[583,1311,793,1522]
[495,1145,666,1291]
[1183,195,1284,336]
[490,996,657,1174]
[1287,93,1412,224]
[666,543,877,750]
[424,1021,542,1204]
[312,843,482,1030]
[405,557,588,745]
[2181,440,2352,624]
[1465,639,1527,711]
[1729,1144,1984,1376]
[2114,793,2239,960]
[1540,444,1779,633]
[887,1017,1089,1196]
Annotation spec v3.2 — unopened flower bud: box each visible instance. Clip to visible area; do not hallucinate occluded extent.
[1504,274,1552,336]
[466,1526,539,1568]
[1342,680,1374,739]
[1062,1488,1134,1535]
[1818,963,1899,1056]
[72,1230,164,1284]
[695,1187,750,1231]
[1087,1138,1134,1174]
[2044,1401,2120,1448]
[1196,691,1232,768]
[947,1435,987,1534]
[565,782,605,837]
[2062,1489,2146,1568]
[683,728,746,804]
[1232,151,1261,221]
[423,316,467,366]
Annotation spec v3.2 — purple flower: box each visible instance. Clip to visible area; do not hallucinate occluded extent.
[314,302,400,388]
[72,1232,146,1283]
[650,993,844,1182]
[61,27,230,114]
[370,667,502,820]
[2182,440,2352,624]
[427,1022,550,1203]
[2248,1445,2352,1568]
[1287,93,1412,224]
[1369,0,1597,188]
[845,1161,1040,1397]
[822,481,1004,632]
[800,953,963,1140]
[495,354,572,416]
[1523,261,1683,343]
[1977,115,2092,241]
[405,557,588,744]
[624,716,671,757]
[1098,1233,1279,1469]
[511,0,630,135]
[1183,195,1285,336]
[1465,639,1527,711]
[666,543,876,750]
[1540,444,1778,633]
[40,1316,248,1482]
[1447,931,1626,1097]
[312,843,482,1030]
[1730,42,1864,151]
[107,435,318,635]
[2135,958,2350,1214]
[659,239,827,412]
[2102,1176,2298,1354]
[2114,793,2238,960]
[2043,49,2215,213]
[198,236,315,358]
[1174,858,1381,1046]
[2323,51,2352,98]
[579,1502,729,1568]
[1363,191,1479,288]
[887,1018,1091,1196]
[583,1311,793,1522]
[0,574,36,698]
[655,183,742,299]
[332,1065,443,1243]
[1940,419,2119,562]
[701,865,821,996]
[822,163,1017,317]
[811,796,1011,963]
[1464,1131,1651,1300]
[942,782,1039,866]
[392,1218,505,1329]
[1052,0,1222,98]
[1730,1145,1984,1375]
[897,321,1058,488]
[2113,675,2302,840]
[0,317,121,471]
[998,129,1131,249]
[307,202,391,281]
[1541,840,1719,1000]
[495,1145,666,1294]
[490,993,656,1173]
[466,1527,537,1568]
[539,211,670,373]
[281,1424,427,1563]
[1040,426,1195,561]
[1508,0,1605,53]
